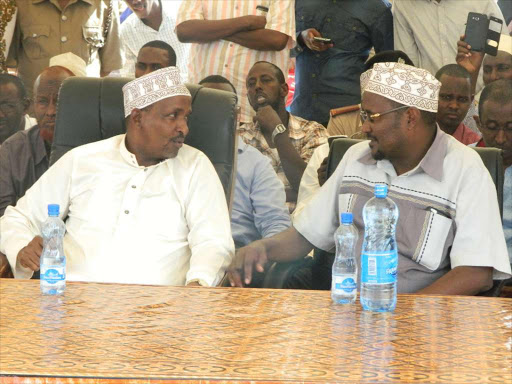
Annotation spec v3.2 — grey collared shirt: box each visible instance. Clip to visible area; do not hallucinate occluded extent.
[0,125,48,216]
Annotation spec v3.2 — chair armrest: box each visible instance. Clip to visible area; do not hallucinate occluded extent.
[0,252,13,278]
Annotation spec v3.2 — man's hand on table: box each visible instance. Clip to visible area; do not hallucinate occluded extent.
[17,236,43,271]
[228,241,268,287]
[186,281,202,287]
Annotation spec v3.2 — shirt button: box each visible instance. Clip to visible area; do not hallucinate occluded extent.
[131,185,136,189]
[224,64,228,68]
[32,33,37,37]
[144,169,148,172]
[316,54,320,58]
[61,15,67,21]
[61,36,68,43]
[124,210,129,214]
[312,74,316,78]
[327,18,331,22]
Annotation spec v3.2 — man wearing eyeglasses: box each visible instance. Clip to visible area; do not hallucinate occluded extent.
[228,62,511,294]
[474,79,512,265]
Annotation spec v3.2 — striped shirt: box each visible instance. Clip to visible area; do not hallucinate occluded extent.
[120,1,190,81]
[176,0,295,123]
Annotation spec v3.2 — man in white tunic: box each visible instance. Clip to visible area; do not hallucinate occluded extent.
[229,63,511,294]
[0,66,234,287]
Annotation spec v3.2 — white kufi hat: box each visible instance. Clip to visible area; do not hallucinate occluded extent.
[360,62,441,113]
[122,67,191,117]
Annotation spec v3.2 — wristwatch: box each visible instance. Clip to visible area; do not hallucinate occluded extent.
[271,124,287,144]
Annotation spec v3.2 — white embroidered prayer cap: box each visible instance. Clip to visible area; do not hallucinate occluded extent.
[49,52,87,77]
[122,67,191,117]
[360,62,441,113]
[498,34,512,55]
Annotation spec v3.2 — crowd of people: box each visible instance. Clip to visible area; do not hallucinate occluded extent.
[0,0,511,295]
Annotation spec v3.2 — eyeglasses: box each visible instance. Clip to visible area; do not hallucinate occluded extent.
[360,105,409,123]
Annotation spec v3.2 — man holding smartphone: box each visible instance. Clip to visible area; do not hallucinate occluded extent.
[291,0,393,128]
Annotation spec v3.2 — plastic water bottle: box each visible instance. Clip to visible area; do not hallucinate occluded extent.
[40,204,66,295]
[331,212,359,304]
[360,184,399,312]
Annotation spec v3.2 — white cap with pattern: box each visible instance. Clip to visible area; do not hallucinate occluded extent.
[360,62,441,113]
[49,52,87,77]
[122,67,191,117]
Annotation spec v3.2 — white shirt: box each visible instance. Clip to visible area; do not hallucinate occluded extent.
[0,135,234,287]
[393,0,506,93]
[176,0,296,123]
[23,115,36,130]
[293,142,330,220]
[294,129,511,293]
[120,1,190,81]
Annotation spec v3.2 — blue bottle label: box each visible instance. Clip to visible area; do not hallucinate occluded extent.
[332,275,357,293]
[41,266,65,284]
[361,251,397,284]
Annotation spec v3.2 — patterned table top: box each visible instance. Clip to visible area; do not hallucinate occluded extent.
[1,279,511,384]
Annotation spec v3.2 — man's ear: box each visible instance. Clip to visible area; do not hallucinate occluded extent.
[130,108,143,127]
[280,82,289,99]
[406,107,420,130]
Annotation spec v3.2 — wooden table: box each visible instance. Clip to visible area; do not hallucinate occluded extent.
[1,279,511,384]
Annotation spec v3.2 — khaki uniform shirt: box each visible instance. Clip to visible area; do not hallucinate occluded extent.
[8,0,123,97]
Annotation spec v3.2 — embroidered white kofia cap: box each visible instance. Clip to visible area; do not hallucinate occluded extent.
[360,62,441,113]
[122,66,191,117]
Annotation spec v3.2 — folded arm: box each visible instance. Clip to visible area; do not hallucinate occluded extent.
[225,29,289,51]
[177,16,265,43]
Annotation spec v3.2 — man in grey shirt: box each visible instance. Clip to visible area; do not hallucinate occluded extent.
[0,66,74,216]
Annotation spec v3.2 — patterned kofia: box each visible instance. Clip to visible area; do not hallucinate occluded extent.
[361,62,442,113]
[122,66,191,117]
[0,0,16,73]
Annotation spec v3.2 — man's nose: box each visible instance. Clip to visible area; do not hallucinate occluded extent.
[361,118,371,134]
[47,98,57,116]
[177,117,189,136]
[495,129,506,144]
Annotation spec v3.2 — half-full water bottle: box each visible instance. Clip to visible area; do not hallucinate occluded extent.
[40,204,66,295]
[360,184,399,312]
[331,212,359,304]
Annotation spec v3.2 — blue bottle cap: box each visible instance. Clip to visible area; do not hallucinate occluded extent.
[341,212,353,224]
[374,184,388,198]
[48,204,60,217]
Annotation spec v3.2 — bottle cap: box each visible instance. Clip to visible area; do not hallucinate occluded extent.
[341,212,353,224]
[374,184,388,198]
[48,204,60,217]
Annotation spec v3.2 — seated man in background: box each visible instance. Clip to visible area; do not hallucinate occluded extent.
[199,75,291,249]
[135,40,177,79]
[0,74,31,145]
[0,67,234,287]
[0,66,75,217]
[229,63,511,294]
[474,79,512,265]
[238,61,328,212]
[435,64,481,145]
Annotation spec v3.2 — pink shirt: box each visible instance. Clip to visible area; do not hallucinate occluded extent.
[452,123,481,146]
[177,0,295,123]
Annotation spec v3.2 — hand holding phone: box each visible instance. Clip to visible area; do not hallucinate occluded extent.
[464,12,502,56]
[313,36,334,45]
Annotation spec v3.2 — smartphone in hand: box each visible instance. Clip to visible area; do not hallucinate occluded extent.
[313,36,334,45]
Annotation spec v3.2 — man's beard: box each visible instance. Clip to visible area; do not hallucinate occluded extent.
[372,150,385,161]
